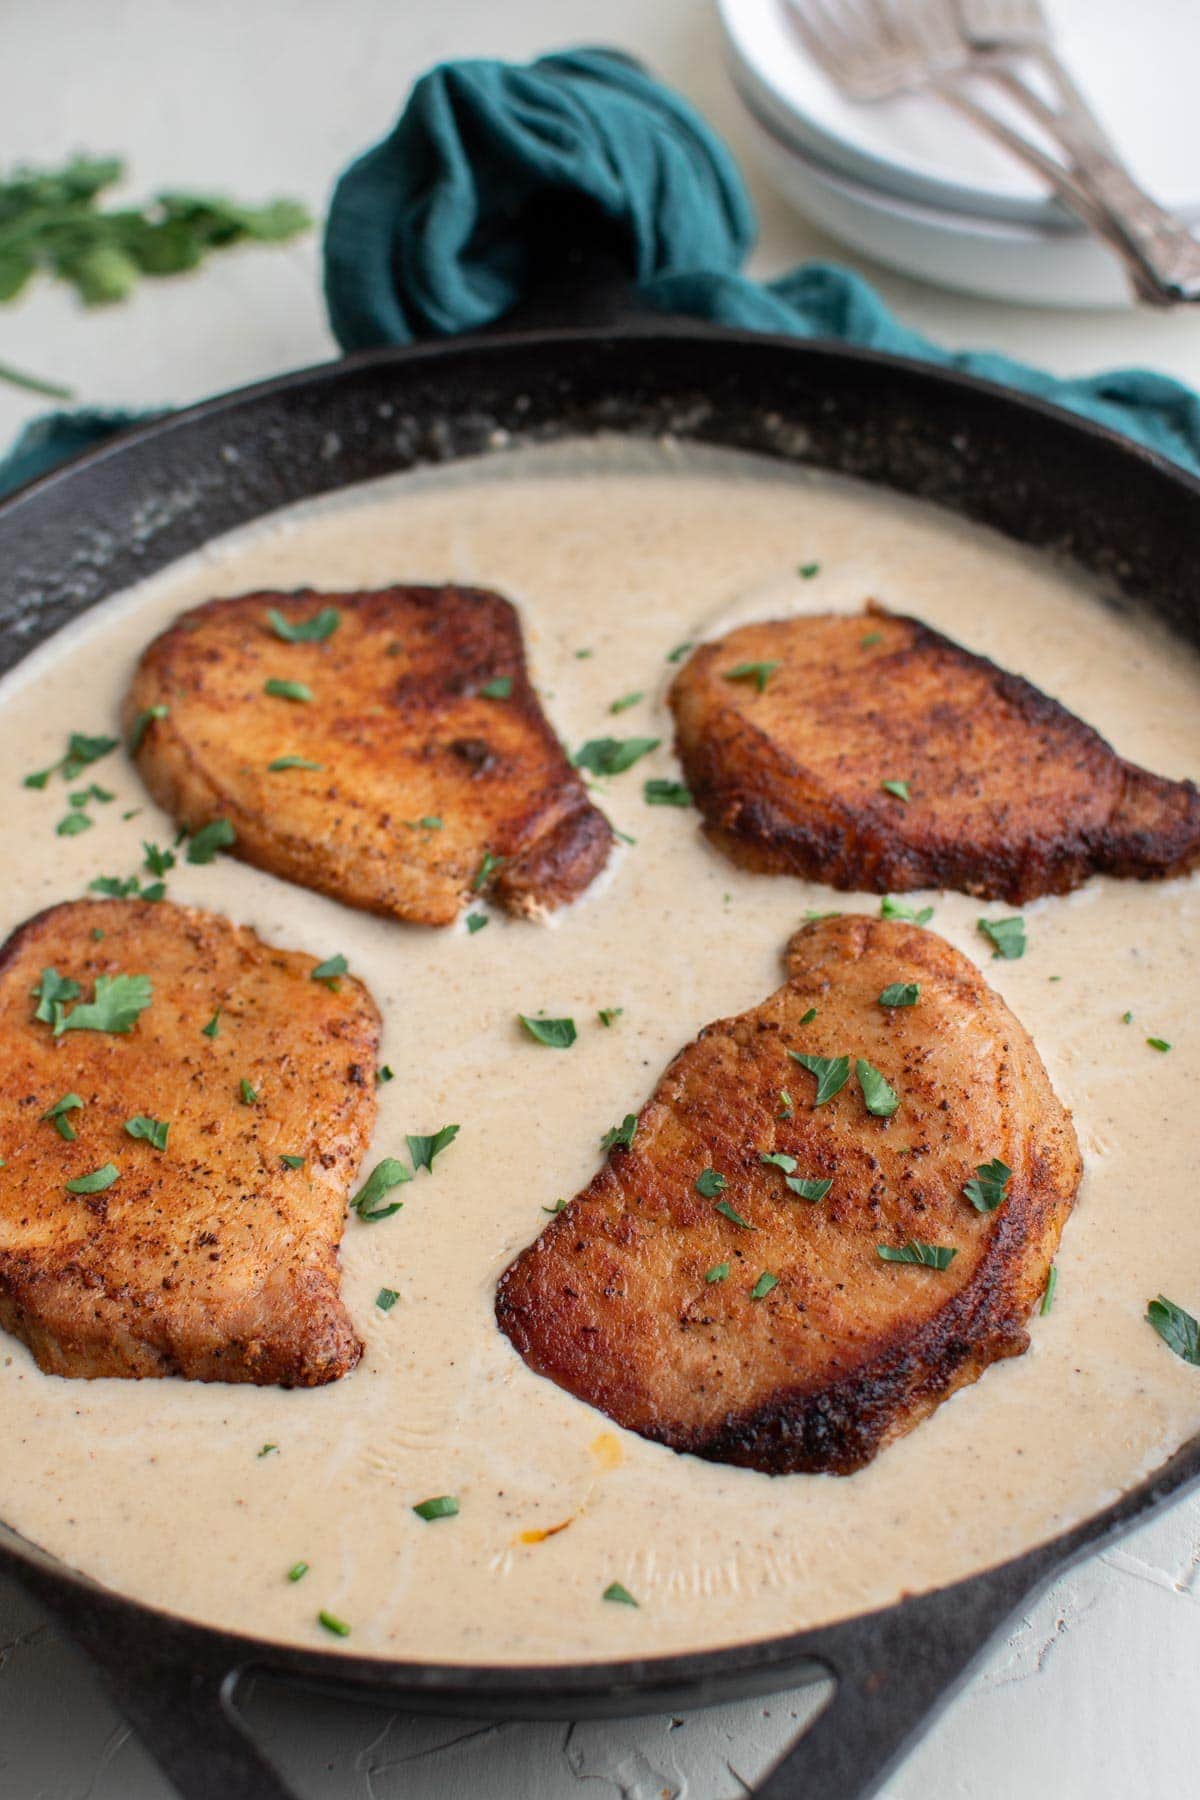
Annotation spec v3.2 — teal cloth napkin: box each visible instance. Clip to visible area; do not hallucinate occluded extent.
[4,46,1200,500]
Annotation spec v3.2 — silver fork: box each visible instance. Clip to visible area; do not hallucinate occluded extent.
[788,0,1200,305]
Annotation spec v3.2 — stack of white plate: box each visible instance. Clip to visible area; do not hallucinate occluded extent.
[717,0,1200,308]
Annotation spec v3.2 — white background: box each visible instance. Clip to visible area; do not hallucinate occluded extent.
[2,3,1200,1797]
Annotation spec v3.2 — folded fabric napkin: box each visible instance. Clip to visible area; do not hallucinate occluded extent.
[4,46,1200,500]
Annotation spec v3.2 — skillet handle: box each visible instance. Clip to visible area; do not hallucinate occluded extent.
[755,1574,1029,1800]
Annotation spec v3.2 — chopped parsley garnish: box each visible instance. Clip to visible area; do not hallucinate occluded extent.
[201,1009,221,1038]
[880,779,911,803]
[1147,1036,1172,1053]
[760,1152,797,1173]
[777,1089,794,1119]
[268,755,324,772]
[543,1198,568,1214]
[1040,1265,1058,1315]
[878,982,920,1007]
[723,660,780,694]
[142,841,176,877]
[317,1611,351,1638]
[56,812,92,837]
[124,1115,169,1150]
[478,675,513,699]
[257,1444,278,1458]
[51,973,153,1037]
[574,737,660,777]
[666,642,693,663]
[127,704,168,755]
[598,1007,623,1027]
[798,561,821,579]
[239,1078,258,1105]
[963,1157,1011,1213]
[88,874,142,898]
[787,1175,832,1202]
[601,1113,638,1153]
[263,677,313,702]
[33,968,80,1024]
[878,1240,957,1270]
[1122,1010,1134,1024]
[643,778,692,807]
[602,1581,638,1606]
[750,1271,778,1300]
[42,1093,83,1140]
[66,1162,119,1195]
[412,1495,459,1522]
[612,825,637,846]
[610,691,643,714]
[267,605,340,643]
[575,647,593,659]
[376,1065,395,1084]
[715,1197,755,1229]
[472,849,505,892]
[350,1157,412,1222]
[404,815,442,831]
[465,912,489,934]
[695,1168,727,1197]
[799,1007,818,1025]
[187,817,236,864]
[880,897,934,925]
[407,1124,459,1173]
[518,1015,576,1048]
[860,631,883,648]
[280,1153,305,1169]
[24,732,117,790]
[978,915,1026,960]
[70,783,113,808]
[856,1058,899,1118]
[375,1287,399,1312]
[287,1562,309,1582]
[1146,1295,1200,1364]
[310,953,348,987]
[705,1263,729,1283]
[789,1051,850,1105]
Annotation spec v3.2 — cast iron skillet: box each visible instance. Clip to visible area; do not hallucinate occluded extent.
[0,319,1198,1800]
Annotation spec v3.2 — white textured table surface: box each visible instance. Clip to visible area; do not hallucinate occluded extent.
[2,3,1200,1797]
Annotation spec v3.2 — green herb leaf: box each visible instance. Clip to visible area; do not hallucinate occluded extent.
[350,1157,412,1223]
[239,1078,258,1105]
[574,737,660,777]
[187,817,236,864]
[140,841,175,878]
[376,1287,399,1312]
[597,1008,624,1030]
[609,691,643,715]
[407,1124,459,1173]
[1146,1295,1200,1364]
[881,779,911,803]
[963,1157,1012,1213]
[519,1015,577,1048]
[750,1271,778,1300]
[287,1561,309,1582]
[880,897,934,925]
[878,982,920,1008]
[56,811,92,837]
[128,703,168,754]
[478,675,513,699]
[798,561,821,579]
[978,916,1026,960]
[33,967,81,1025]
[404,815,443,831]
[666,641,693,663]
[376,1065,394,1084]
[264,678,313,703]
[1122,1010,1134,1024]
[601,1113,638,1153]
[777,1089,794,1119]
[124,1114,169,1150]
[257,1444,278,1458]
[723,660,780,694]
[267,606,339,643]
[643,778,692,807]
[66,1162,119,1195]
[1041,1265,1058,1315]
[413,1495,459,1522]
[268,755,324,772]
[705,1263,729,1283]
[602,1581,638,1606]
[55,973,152,1036]
[799,1007,818,1025]
[760,1152,798,1173]
[465,912,489,934]
[201,1009,221,1039]
[1147,1036,1172,1053]
[861,631,883,648]
[542,1198,568,1214]
[280,1153,305,1169]
[878,1240,957,1270]
[472,849,505,892]
[317,1610,351,1637]
[311,954,348,987]
[695,1168,727,1197]
[856,1058,899,1118]
[789,1051,850,1105]
[42,1092,83,1140]
[715,1197,755,1229]
[786,1175,833,1202]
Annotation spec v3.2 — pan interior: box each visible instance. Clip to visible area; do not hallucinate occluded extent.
[0,435,1197,1666]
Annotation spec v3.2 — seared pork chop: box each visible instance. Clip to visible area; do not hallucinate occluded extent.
[670,606,1200,902]
[0,898,378,1383]
[125,586,611,925]
[496,915,1081,1475]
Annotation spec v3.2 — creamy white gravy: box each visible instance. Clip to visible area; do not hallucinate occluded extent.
[0,438,1197,1665]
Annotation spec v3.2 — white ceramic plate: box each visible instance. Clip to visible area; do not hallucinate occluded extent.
[718,0,1200,228]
